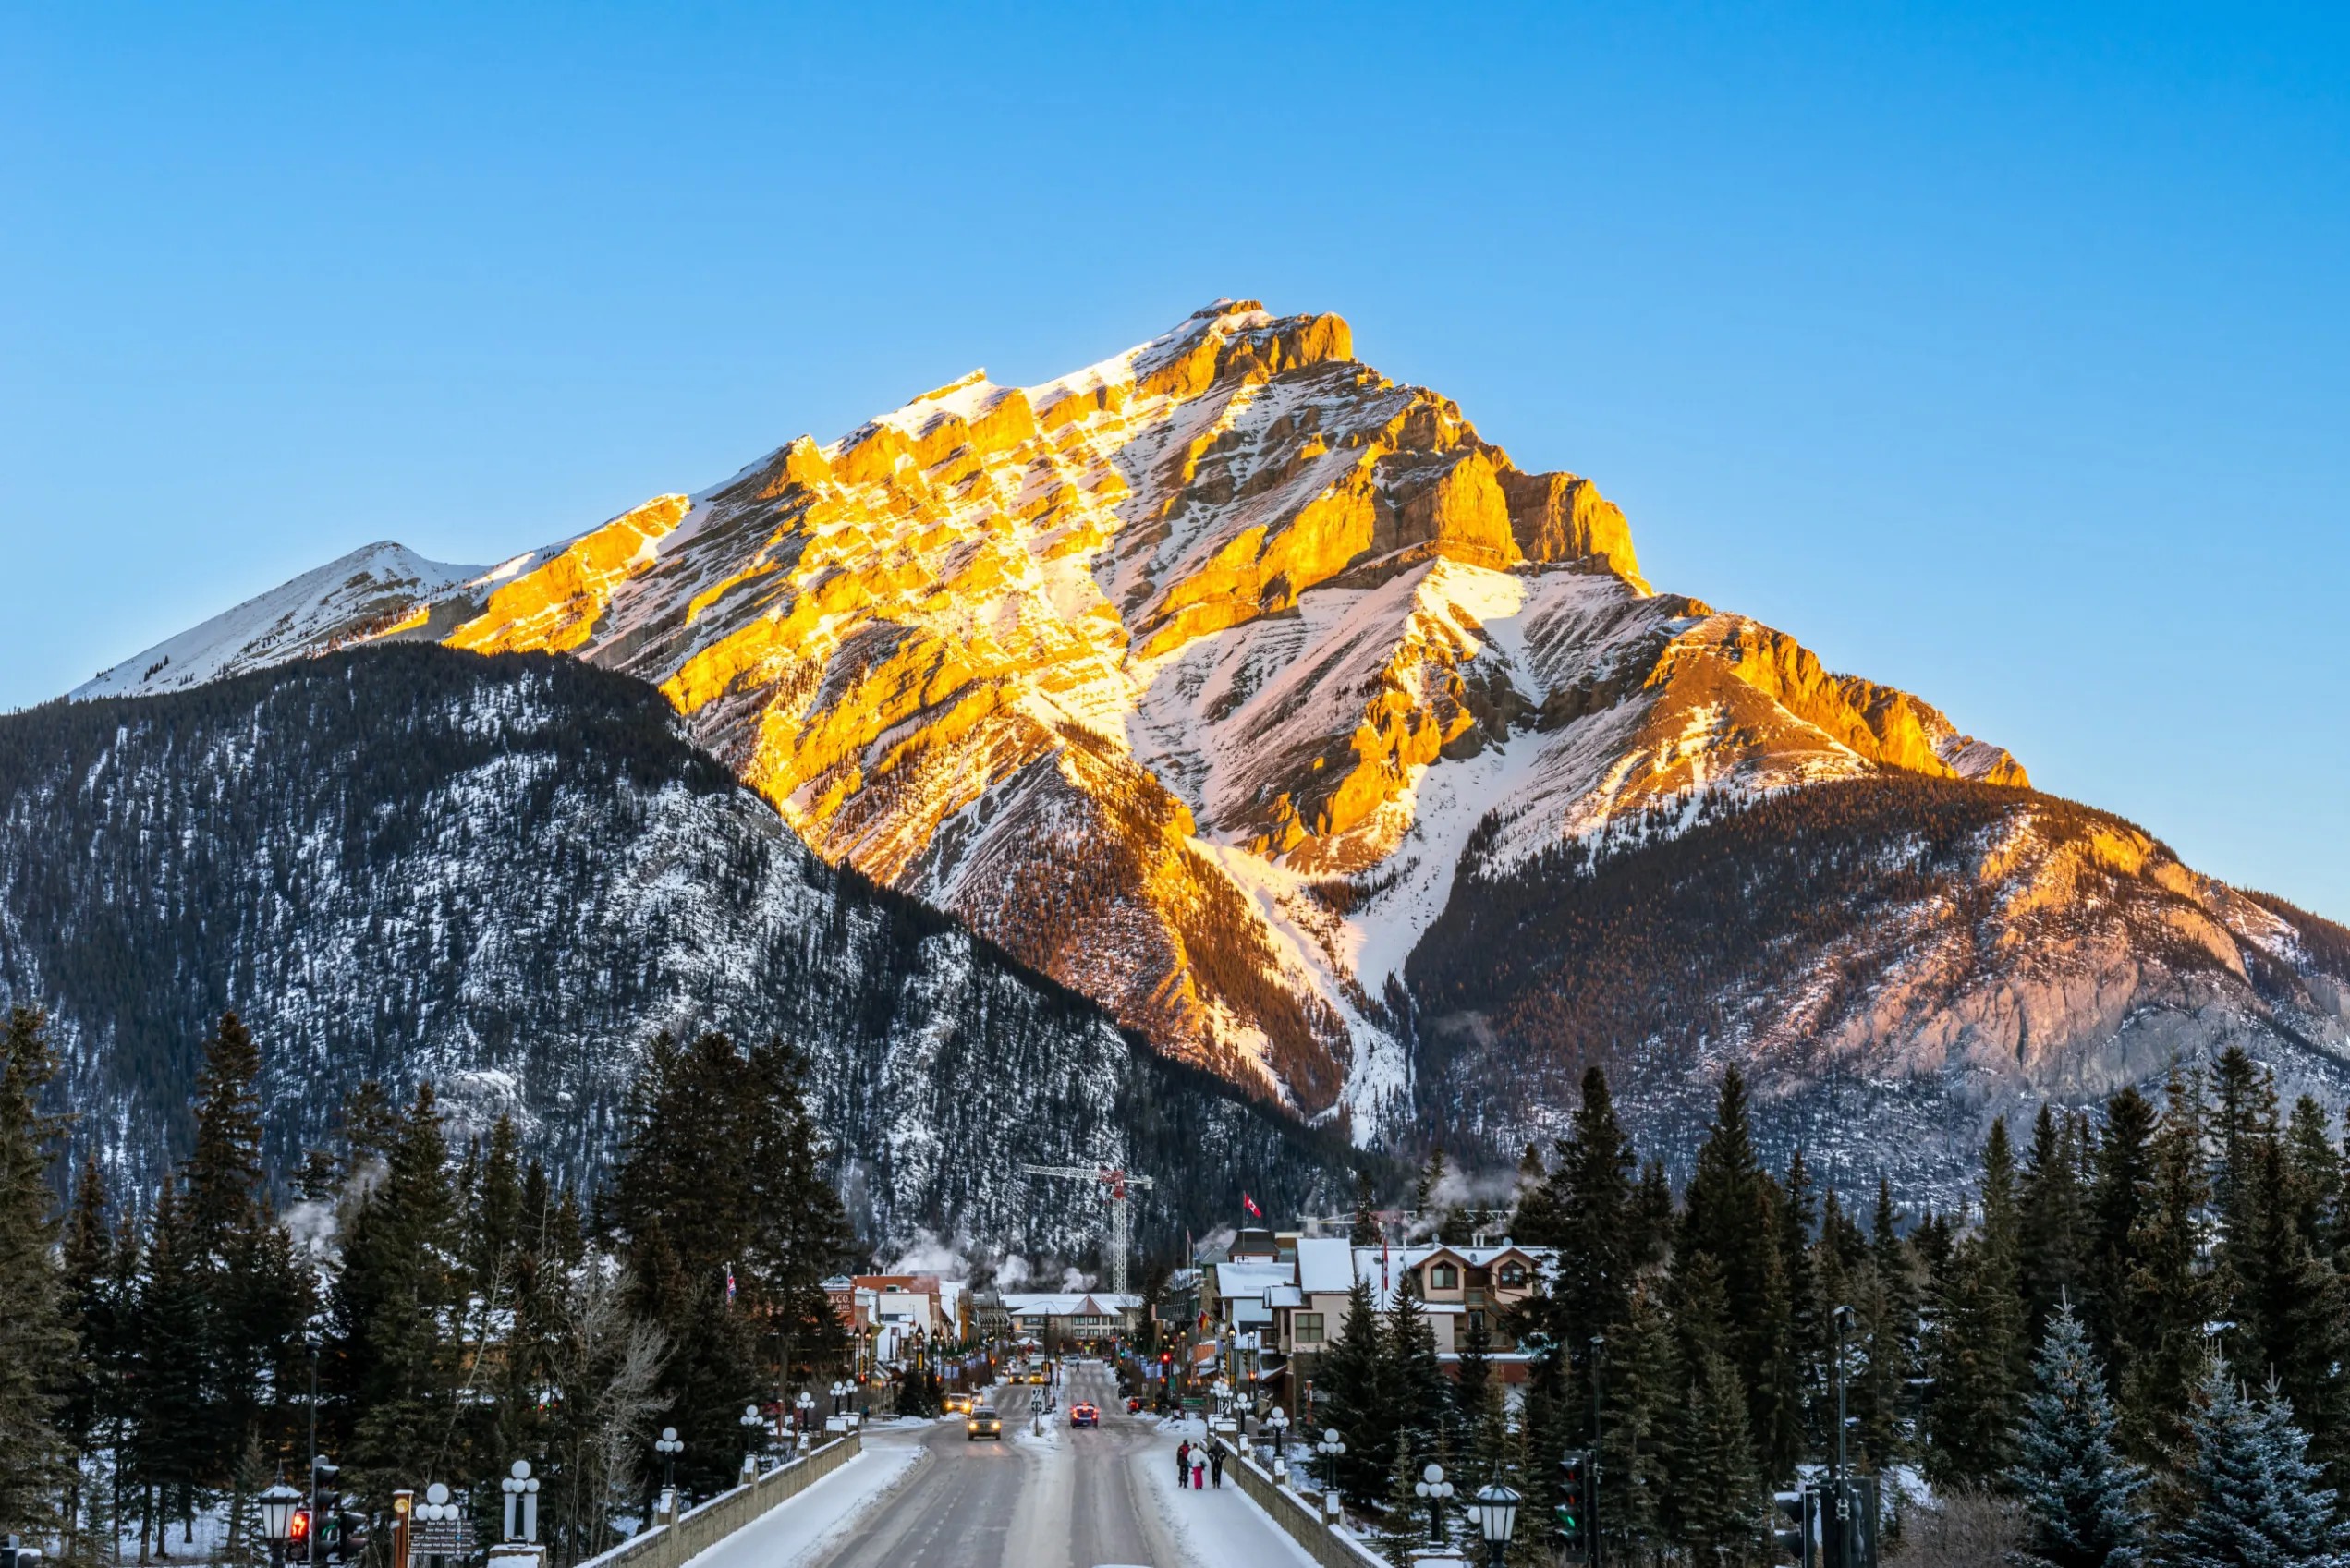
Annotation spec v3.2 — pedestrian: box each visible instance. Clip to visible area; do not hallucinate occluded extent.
[1176,1440,1190,1489]
[1191,1451,1206,1490]
[1209,1444,1224,1489]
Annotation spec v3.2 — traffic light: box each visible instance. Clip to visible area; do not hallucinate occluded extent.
[1556,1449,1590,1553]
[288,1510,311,1548]
[1772,1490,1805,1562]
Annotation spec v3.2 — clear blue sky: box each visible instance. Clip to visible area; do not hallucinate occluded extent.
[5,3,2345,918]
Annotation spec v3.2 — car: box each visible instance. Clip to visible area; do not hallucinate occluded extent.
[966,1407,1003,1440]
[1069,1403,1099,1428]
[1028,1371,1048,1384]
[943,1392,973,1416]
[1124,1396,1143,1415]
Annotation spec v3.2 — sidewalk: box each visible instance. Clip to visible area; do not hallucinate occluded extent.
[1138,1416,1322,1568]
[680,1430,926,1568]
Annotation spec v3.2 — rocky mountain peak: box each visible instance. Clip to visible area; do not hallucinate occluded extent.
[67,300,2340,1193]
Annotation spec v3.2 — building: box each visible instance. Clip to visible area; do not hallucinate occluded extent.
[999,1292,1143,1347]
[823,1273,974,1367]
[1198,1236,1556,1424]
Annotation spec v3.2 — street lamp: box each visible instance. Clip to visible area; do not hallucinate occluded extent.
[1265,1404,1289,1457]
[499,1461,540,1544]
[739,1404,765,1474]
[653,1428,684,1515]
[1470,1481,1521,1568]
[1315,1428,1347,1508]
[258,1478,305,1568]
[794,1391,814,1434]
[1416,1463,1455,1545]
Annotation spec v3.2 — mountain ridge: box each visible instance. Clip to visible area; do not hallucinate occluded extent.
[67,299,2347,1189]
[9,644,1363,1246]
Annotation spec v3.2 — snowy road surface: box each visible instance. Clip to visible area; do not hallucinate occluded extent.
[746,1359,1319,1568]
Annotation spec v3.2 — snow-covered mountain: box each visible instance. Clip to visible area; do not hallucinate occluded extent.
[76,300,2350,1189]
[78,541,490,696]
[9,646,1360,1249]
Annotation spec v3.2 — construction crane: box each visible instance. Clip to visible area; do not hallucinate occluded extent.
[1021,1163,1154,1295]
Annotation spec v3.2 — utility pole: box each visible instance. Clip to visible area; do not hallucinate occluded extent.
[306,1345,319,1568]
[1589,1334,1604,1568]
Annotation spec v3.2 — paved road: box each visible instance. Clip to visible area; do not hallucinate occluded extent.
[807,1359,1175,1568]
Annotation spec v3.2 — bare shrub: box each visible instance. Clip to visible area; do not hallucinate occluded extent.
[1886,1486,2025,1565]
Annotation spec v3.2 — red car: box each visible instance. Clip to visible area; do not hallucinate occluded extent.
[1070,1402,1100,1428]
[1125,1396,1143,1415]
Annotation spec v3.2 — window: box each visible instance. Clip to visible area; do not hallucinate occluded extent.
[1429,1263,1459,1290]
[1498,1261,1528,1289]
[1294,1313,1326,1344]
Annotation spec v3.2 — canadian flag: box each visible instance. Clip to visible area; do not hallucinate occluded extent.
[1242,1193,1262,1220]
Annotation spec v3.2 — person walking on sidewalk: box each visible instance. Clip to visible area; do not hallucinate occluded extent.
[1209,1444,1225,1489]
[1191,1449,1206,1490]
[1176,1440,1191,1489]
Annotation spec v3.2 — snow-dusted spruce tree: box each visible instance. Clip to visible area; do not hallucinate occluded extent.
[2006,1303,2147,1568]
[2159,1355,2350,1568]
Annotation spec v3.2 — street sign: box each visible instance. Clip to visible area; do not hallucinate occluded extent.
[410,1518,475,1562]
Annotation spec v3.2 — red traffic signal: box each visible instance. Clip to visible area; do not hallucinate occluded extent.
[288,1510,311,1544]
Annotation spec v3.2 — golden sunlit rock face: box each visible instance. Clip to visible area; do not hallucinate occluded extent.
[398,300,2031,1125]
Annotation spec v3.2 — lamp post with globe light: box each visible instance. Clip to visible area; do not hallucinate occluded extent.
[498,1461,540,1547]
[739,1404,765,1476]
[1416,1462,1455,1546]
[258,1478,305,1568]
[1315,1428,1347,1524]
[794,1390,815,1446]
[653,1428,684,1518]
[1265,1404,1288,1457]
[1470,1482,1521,1568]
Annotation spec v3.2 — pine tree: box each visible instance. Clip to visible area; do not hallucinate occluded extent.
[128,1186,212,1554]
[1455,1304,1492,1429]
[1316,1280,1391,1506]
[1380,1430,1422,1568]
[2283,1097,2342,1261]
[1387,1269,1450,1449]
[2240,1134,2350,1479]
[1509,1140,1564,1246]
[1926,1120,2026,1488]
[0,1007,73,1537]
[2008,1304,2148,1568]
[1351,1168,1382,1246]
[2021,1104,2090,1344]
[1782,1149,1826,1456]
[330,1081,460,1502]
[59,1153,118,1558]
[183,1012,265,1252]
[334,1080,400,1173]
[1681,1068,1798,1479]
[2160,1355,2350,1568]
[1672,1348,1766,1562]
[1861,1178,1919,1465]
[2121,1074,2215,1462]
[1541,1066,1638,1446]
[178,1011,309,1513]
[605,1030,853,1492]
[2087,1087,2157,1369]
[1597,1283,1676,1559]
